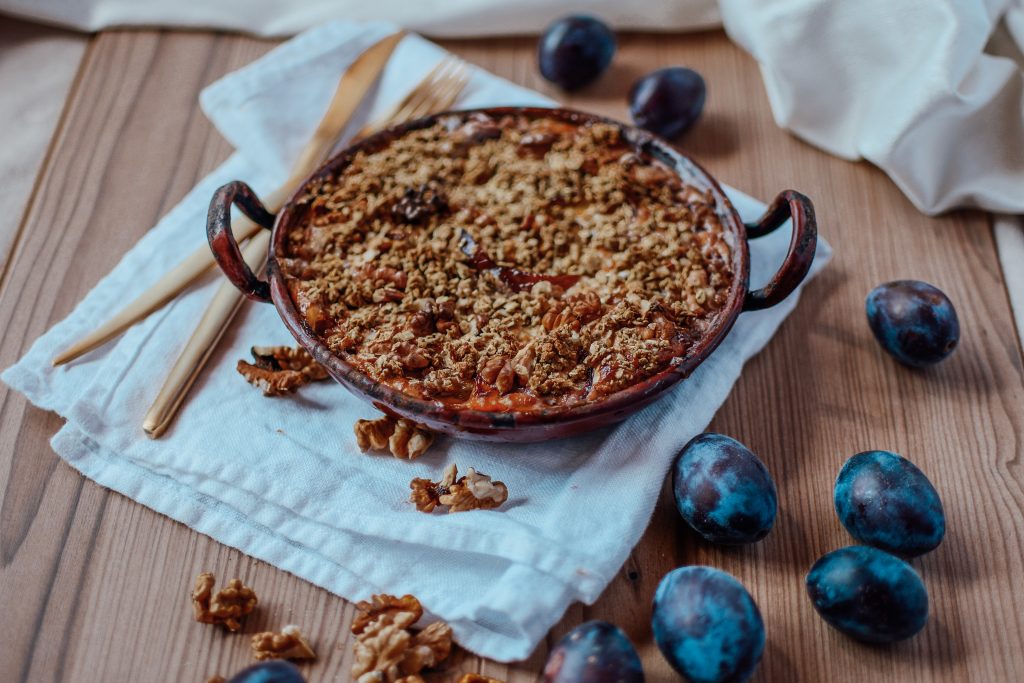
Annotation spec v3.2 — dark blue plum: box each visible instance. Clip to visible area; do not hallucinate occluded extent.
[652,566,765,683]
[835,450,945,556]
[543,620,644,683]
[672,433,777,545]
[806,546,928,643]
[538,16,616,91]
[226,661,306,683]
[866,280,960,367]
[629,67,706,139]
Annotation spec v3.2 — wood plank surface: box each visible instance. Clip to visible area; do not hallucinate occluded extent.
[2,28,1023,683]
[0,16,87,279]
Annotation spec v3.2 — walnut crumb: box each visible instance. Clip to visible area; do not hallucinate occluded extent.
[191,572,257,632]
[206,677,226,683]
[237,345,328,396]
[458,675,505,683]
[251,624,317,661]
[355,415,434,460]
[351,594,453,683]
[410,464,507,513]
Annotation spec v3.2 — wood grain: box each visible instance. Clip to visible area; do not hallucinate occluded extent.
[2,28,1023,683]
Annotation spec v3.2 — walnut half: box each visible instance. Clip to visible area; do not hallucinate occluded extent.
[351,594,454,683]
[236,345,328,396]
[410,464,508,514]
[458,675,506,683]
[191,572,257,632]
[251,624,317,661]
[355,415,434,460]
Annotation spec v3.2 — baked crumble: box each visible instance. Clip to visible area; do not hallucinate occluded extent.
[280,112,734,410]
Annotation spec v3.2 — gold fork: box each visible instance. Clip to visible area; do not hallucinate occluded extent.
[141,57,472,437]
[355,56,471,139]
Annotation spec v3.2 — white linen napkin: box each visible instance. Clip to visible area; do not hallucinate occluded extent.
[1,21,832,661]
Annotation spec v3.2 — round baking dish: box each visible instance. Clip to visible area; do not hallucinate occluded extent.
[208,107,817,442]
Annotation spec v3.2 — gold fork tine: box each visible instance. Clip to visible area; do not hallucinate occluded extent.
[404,64,470,122]
[391,61,455,121]
[358,56,468,137]
[388,60,449,121]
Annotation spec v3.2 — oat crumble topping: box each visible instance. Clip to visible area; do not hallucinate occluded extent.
[280,112,734,410]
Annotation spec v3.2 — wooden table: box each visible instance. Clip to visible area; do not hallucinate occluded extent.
[2,17,1023,683]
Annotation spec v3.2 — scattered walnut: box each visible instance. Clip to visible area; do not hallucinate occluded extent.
[403,621,454,673]
[458,675,505,683]
[353,614,414,683]
[351,594,453,683]
[251,624,317,661]
[410,464,458,513]
[439,468,509,512]
[206,677,226,683]
[355,415,397,451]
[353,594,424,635]
[390,419,434,460]
[236,345,328,396]
[411,465,507,513]
[191,572,257,632]
[355,415,434,460]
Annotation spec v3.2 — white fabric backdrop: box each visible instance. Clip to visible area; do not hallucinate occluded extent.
[0,0,722,36]
[2,0,1022,217]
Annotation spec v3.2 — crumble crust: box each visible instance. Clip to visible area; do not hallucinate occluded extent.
[280,112,734,410]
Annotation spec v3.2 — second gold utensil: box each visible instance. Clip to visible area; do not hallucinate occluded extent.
[53,31,405,367]
[142,53,471,437]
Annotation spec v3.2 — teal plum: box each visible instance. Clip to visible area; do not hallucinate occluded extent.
[538,16,616,91]
[629,67,706,139]
[543,620,645,683]
[672,433,777,545]
[652,566,765,683]
[226,661,306,683]
[834,450,945,556]
[866,280,959,367]
[806,546,929,643]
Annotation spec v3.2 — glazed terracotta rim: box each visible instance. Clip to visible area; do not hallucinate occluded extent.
[266,106,750,433]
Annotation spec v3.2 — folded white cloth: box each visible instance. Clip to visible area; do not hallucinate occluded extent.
[2,21,831,661]
[720,0,1024,215]
[6,0,1021,217]
[0,0,721,37]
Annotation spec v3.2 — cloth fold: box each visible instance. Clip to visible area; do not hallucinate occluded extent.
[3,0,1023,215]
[2,21,831,661]
[720,0,1024,215]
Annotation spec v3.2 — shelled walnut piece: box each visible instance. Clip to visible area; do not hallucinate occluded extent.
[237,345,328,396]
[251,624,317,661]
[410,464,508,513]
[355,415,434,460]
[191,572,257,632]
[458,675,505,683]
[351,594,453,683]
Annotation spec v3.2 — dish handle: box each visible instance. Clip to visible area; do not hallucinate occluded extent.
[207,180,276,303]
[742,190,818,311]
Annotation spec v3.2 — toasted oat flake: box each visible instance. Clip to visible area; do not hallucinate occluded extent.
[281,113,733,411]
